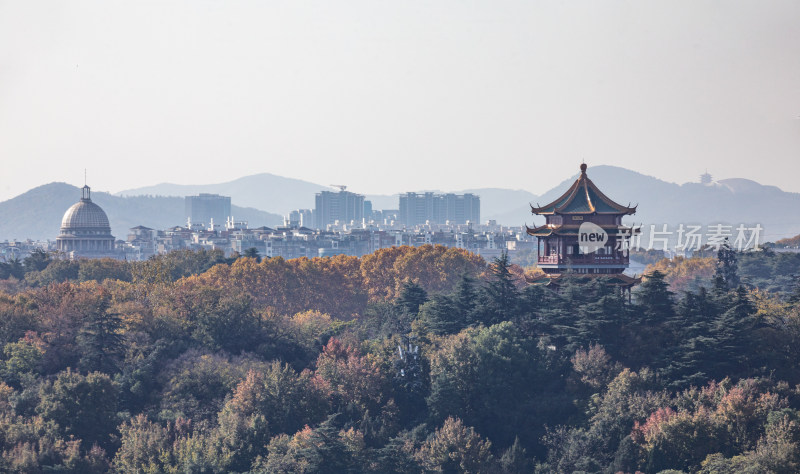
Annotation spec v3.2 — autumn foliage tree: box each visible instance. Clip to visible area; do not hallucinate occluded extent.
[0,246,797,472]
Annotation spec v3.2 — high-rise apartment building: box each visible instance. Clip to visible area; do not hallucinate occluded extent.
[314,190,365,228]
[398,192,480,226]
[185,193,232,227]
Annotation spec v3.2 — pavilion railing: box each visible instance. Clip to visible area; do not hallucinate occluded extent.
[537,255,629,265]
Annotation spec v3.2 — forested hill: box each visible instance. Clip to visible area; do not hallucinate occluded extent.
[0,245,798,472]
[776,233,800,247]
[0,182,283,241]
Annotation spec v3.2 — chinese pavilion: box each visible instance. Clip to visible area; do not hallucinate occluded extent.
[527,163,640,287]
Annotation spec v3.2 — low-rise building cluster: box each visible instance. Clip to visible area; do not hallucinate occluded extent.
[0,239,50,262]
[118,219,536,262]
[0,183,535,265]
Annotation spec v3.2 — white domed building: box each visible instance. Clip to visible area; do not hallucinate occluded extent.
[56,185,120,259]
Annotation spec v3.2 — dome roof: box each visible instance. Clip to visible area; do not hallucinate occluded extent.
[60,186,111,230]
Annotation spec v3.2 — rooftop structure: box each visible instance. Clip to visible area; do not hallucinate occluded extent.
[56,185,119,259]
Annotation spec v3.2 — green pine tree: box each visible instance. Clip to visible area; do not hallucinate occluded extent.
[662,287,722,389]
[78,294,124,374]
[477,252,520,326]
[242,247,262,263]
[710,285,756,379]
[715,238,740,291]
[396,280,428,317]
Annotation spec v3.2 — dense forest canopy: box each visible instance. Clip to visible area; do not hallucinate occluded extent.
[0,244,798,472]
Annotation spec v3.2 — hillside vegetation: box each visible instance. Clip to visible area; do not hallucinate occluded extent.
[776,234,800,247]
[0,245,797,472]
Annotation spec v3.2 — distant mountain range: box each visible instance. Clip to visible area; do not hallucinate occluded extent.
[0,183,282,241]
[3,165,800,242]
[117,173,334,214]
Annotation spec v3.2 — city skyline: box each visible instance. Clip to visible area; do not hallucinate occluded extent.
[1,1,799,202]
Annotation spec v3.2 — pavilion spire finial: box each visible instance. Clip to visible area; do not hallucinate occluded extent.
[580,162,587,175]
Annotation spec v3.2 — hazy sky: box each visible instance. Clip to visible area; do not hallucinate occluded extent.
[1,1,799,201]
